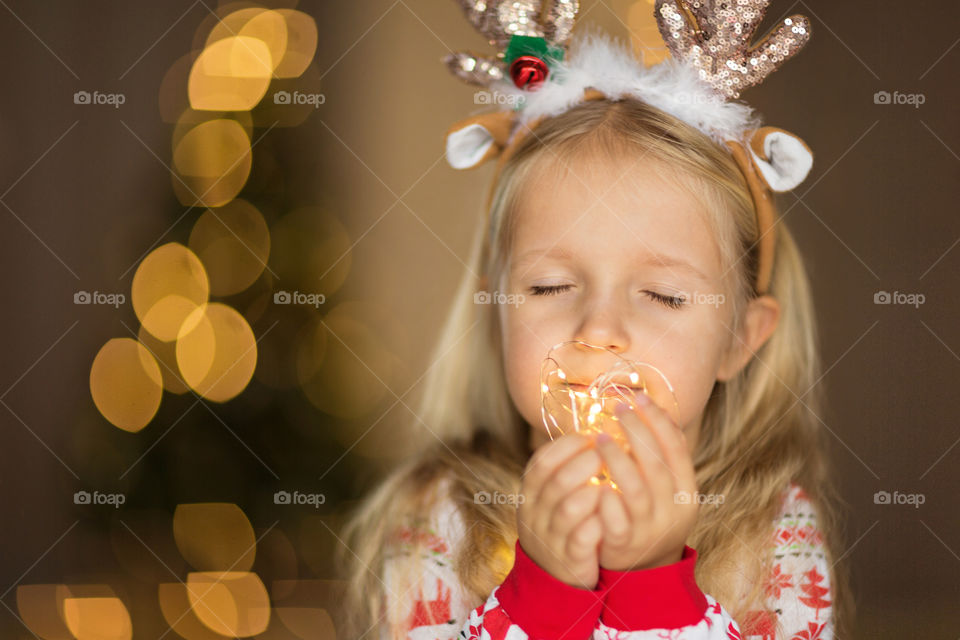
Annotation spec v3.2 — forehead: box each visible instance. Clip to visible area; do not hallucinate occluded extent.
[510,153,724,277]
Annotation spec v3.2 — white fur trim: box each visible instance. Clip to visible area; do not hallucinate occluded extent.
[446,122,495,170]
[491,28,760,145]
[748,130,813,191]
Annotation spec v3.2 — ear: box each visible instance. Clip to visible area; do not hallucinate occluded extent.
[716,294,781,382]
[747,126,814,192]
[445,111,518,170]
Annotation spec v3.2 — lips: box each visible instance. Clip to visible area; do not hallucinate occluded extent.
[566,382,643,398]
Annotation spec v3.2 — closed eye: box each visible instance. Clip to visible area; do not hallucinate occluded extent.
[528,285,686,309]
[529,284,571,296]
[645,291,686,309]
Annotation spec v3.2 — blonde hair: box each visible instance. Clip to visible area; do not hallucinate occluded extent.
[339,97,853,638]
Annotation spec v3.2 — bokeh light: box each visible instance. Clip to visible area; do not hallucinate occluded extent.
[207,9,286,73]
[269,207,352,298]
[188,36,273,111]
[63,596,133,640]
[186,571,270,637]
[204,8,317,79]
[17,584,74,640]
[188,199,271,297]
[253,304,316,389]
[159,582,232,640]
[297,305,394,420]
[272,579,338,640]
[132,242,210,342]
[173,503,256,572]
[226,269,276,327]
[176,303,258,402]
[172,118,252,208]
[272,10,318,78]
[253,529,299,595]
[89,338,163,432]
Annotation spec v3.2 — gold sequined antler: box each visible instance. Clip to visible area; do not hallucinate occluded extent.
[445,0,580,88]
[656,0,811,99]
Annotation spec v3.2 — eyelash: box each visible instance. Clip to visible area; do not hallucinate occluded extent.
[528,285,686,309]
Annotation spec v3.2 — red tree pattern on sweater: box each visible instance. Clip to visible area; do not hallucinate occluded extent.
[742,610,777,640]
[797,568,831,620]
[406,578,453,628]
[790,621,828,640]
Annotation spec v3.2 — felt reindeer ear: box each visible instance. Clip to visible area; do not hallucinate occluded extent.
[445,110,519,170]
[746,126,814,192]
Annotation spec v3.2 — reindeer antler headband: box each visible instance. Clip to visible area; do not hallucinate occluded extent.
[442,0,815,296]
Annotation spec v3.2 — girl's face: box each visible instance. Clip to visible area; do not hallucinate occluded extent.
[498,153,780,454]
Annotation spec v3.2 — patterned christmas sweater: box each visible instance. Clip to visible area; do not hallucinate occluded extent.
[381,480,833,640]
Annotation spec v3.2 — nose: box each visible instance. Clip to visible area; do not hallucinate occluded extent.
[572,296,630,354]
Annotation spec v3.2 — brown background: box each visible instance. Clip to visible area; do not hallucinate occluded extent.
[0,1,957,637]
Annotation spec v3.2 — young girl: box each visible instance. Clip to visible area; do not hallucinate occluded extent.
[340,3,850,638]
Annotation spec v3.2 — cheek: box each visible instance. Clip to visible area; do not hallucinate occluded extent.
[500,311,556,427]
[664,350,719,418]
[643,317,730,426]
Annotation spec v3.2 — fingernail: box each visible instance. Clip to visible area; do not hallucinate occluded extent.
[634,392,651,406]
[597,432,612,444]
[614,402,632,417]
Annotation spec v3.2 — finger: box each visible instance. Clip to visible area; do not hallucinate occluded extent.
[548,482,601,540]
[598,484,631,548]
[597,436,650,519]
[623,399,695,492]
[537,446,604,519]
[615,404,676,500]
[523,432,595,505]
[566,513,602,564]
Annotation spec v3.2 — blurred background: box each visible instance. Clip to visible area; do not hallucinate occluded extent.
[0,0,957,638]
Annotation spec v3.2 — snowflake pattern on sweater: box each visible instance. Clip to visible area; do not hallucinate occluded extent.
[380,481,832,640]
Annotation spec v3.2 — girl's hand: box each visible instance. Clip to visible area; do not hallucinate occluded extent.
[595,397,699,572]
[517,432,605,590]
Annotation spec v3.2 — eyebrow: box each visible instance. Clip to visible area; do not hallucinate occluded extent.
[512,246,710,282]
[513,246,575,266]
